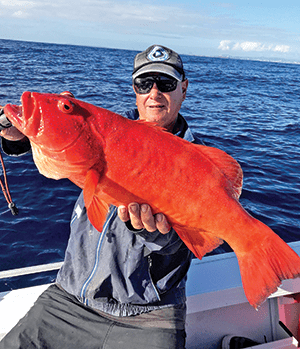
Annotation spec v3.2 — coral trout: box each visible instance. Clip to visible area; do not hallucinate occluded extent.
[4,91,300,309]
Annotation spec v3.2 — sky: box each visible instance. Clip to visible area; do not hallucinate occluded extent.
[0,0,299,62]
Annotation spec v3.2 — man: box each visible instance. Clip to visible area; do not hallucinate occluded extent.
[0,45,200,349]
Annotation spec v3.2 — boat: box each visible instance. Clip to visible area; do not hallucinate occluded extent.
[1,241,300,348]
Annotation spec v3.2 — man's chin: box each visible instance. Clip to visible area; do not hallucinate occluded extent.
[146,109,167,120]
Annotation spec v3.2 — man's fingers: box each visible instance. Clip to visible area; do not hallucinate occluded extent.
[117,205,130,222]
[0,127,26,141]
[128,203,144,230]
[140,204,156,232]
[155,213,171,234]
[118,203,171,234]
[140,205,171,234]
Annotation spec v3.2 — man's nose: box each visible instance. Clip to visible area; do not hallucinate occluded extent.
[149,83,162,97]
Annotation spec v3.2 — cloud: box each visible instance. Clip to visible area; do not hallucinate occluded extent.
[0,0,173,22]
[1,0,35,6]
[12,9,27,17]
[0,0,297,60]
[1,0,37,18]
[219,40,290,53]
[273,45,290,53]
[218,40,231,51]
[0,0,217,48]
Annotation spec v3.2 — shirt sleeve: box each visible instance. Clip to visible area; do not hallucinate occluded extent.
[133,226,187,256]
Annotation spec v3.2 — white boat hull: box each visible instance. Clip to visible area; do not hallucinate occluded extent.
[1,242,300,348]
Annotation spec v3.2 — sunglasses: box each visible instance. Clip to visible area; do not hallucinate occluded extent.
[133,75,178,94]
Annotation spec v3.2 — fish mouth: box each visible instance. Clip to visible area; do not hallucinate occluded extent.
[4,91,40,136]
[4,104,23,123]
[4,103,23,128]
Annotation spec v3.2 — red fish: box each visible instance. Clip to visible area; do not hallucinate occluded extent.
[4,91,300,309]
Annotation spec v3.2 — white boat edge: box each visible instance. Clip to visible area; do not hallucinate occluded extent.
[1,242,300,348]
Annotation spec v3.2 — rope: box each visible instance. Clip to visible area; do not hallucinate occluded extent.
[0,150,18,215]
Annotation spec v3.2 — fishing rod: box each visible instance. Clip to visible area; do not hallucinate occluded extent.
[0,107,18,216]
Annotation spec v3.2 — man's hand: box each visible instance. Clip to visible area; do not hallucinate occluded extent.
[0,126,26,141]
[118,203,171,235]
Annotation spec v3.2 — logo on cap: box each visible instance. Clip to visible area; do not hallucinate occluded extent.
[147,46,169,62]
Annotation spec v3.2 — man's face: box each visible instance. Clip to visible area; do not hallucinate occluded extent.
[133,73,188,132]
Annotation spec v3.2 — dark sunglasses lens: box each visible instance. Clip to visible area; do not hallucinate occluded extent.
[134,77,154,94]
[157,77,177,93]
[134,76,178,94]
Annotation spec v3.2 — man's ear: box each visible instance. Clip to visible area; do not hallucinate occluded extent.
[182,79,189,101]
[133,85,138,105]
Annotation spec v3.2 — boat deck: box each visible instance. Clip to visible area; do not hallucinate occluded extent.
[1,242,300,348]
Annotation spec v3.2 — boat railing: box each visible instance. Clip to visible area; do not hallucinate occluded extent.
[0,262,63,280]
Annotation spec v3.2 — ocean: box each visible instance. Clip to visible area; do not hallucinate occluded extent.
[0,39,299,291]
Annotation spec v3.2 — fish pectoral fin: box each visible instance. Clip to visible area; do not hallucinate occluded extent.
[84,168,100,208]
[86,196,110,232]
[174,225,223,260]
[197,145,243,199]
[84,168,109,232]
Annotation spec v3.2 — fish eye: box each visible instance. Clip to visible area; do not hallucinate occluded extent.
[58,99,74,114]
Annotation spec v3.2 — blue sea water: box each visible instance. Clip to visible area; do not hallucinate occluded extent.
[0,39,299,291]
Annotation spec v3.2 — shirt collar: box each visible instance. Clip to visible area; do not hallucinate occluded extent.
[172,113,195,142]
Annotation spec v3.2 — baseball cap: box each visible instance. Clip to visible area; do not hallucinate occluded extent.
[132,45,185,81]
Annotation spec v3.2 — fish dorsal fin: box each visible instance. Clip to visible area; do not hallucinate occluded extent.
[83,168,109,232]
[198,145,243,199]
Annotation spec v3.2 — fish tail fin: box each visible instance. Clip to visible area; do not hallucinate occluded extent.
[237,224,300,309]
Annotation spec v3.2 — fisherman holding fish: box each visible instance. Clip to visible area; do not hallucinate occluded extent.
[2,43,300,349]
[0,45,198,349]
